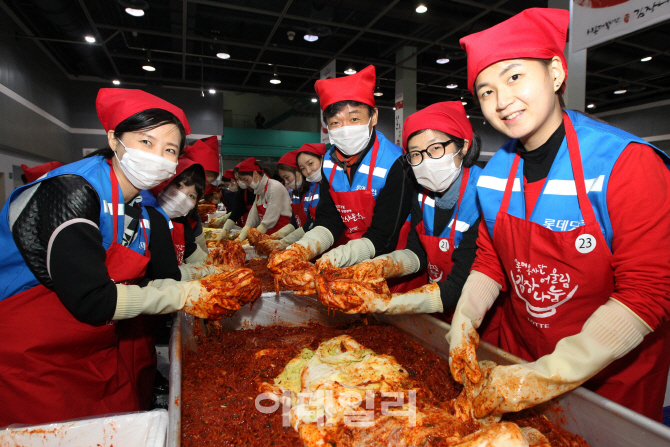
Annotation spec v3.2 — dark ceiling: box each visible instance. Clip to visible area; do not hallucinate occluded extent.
[3,0,670,118]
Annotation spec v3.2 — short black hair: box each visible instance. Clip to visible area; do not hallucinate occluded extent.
[404,129,481,168]
[323,100,376,125]
[171,164,206,202]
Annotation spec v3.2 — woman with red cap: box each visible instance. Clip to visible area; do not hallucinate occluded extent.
[219,167,257,231]
[232,157,293,241]
[182,135,220,251]
[141,157,209,267]
[184,135,220,185]
[277,149,310,227]
[447,8,670,421]
[220,168,237,212]
[0,88,239,426]
[268,65,414,276]
[263,143,328,251]
[318,102,493,318]
[21,161,63,184]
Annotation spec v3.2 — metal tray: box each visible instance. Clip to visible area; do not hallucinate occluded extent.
[168,292,670,447]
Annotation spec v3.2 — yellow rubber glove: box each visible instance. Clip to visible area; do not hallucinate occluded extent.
[446,271,502,385]
[316,237,375,268]
[466,300,650,418]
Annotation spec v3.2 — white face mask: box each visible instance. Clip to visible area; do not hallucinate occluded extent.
[157,185,195,219]
[228,184,238,192]
[238,180,247,190]
[328,117,373,156]
[306,171,321,183]
[412,150,462,193]
[250,176,261,191]
[289,178,302,190]
[116,140,177,190]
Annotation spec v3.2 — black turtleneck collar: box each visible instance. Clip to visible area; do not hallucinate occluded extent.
[516,122,566,183]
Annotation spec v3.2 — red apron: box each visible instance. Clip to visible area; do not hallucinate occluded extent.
[494,112,670,421]
[291,193,308,229]
[256,180,292,235]
[171,221,186,265]
[0,166,151,426]
[328,141,413,291]
[236,189,253,227]
[306,183,318,220]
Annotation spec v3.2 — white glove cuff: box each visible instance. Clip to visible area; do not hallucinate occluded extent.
[113,284,145,320]
[223,219,236,232]
[179,264,216,281]
[585,300,648,359]
[257,223,268,234]
[461,270,502,328]
[276,224,296,238]
[281,227,305,246]
[375,249,421,277]
[185,245,208,265]
[349,237,375,265]
[296,225,334,258]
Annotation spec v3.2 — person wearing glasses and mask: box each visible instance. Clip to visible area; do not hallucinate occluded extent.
[269,66,413,277]
[316,102,500,322]
[0,89,239,426]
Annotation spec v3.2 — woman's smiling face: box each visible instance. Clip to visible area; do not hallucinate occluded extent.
[475,57,565,150]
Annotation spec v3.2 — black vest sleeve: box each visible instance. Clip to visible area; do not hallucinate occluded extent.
[437,216,481,309]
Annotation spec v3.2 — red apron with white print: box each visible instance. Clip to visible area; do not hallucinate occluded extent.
[493,112,670,421]
[306,182,318,220]
[0,167,151,426]
[256,180,291,235]
[171,221,186,265]
[328,139,413,291]
[236,189,253,227]
[291,198,308,229]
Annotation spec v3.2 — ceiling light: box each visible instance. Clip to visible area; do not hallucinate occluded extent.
[142,65,155,72]
[461,101,467,105]
[446,83,458,89]
[641,56,652,62]
[416,4,428,13]
[466,115,469,118]
[587,103,595,109]
[270,67,281,84]
[216,52,230,59]
[614,89,627,94]
[125,8,145,17]
[85,36,96,43]
[209,89,216,94]
[304,34,319,42]
[374,86,383,97]
[393,107,396,111]
[311,98,318,103]
[344,65,357,75]
[113,80,121,85]
[436,57,449,64]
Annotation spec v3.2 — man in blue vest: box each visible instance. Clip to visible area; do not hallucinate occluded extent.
[269,65,413,274]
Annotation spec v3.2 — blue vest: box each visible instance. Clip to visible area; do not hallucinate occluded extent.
[303,182,321,215]
[418,166,483,248]
[476,110,670,250]
[322,130,402,199]
[0,156,153,301]
[288,188,303,205]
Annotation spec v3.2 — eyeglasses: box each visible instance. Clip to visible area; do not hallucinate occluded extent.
[404,140,455,166]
